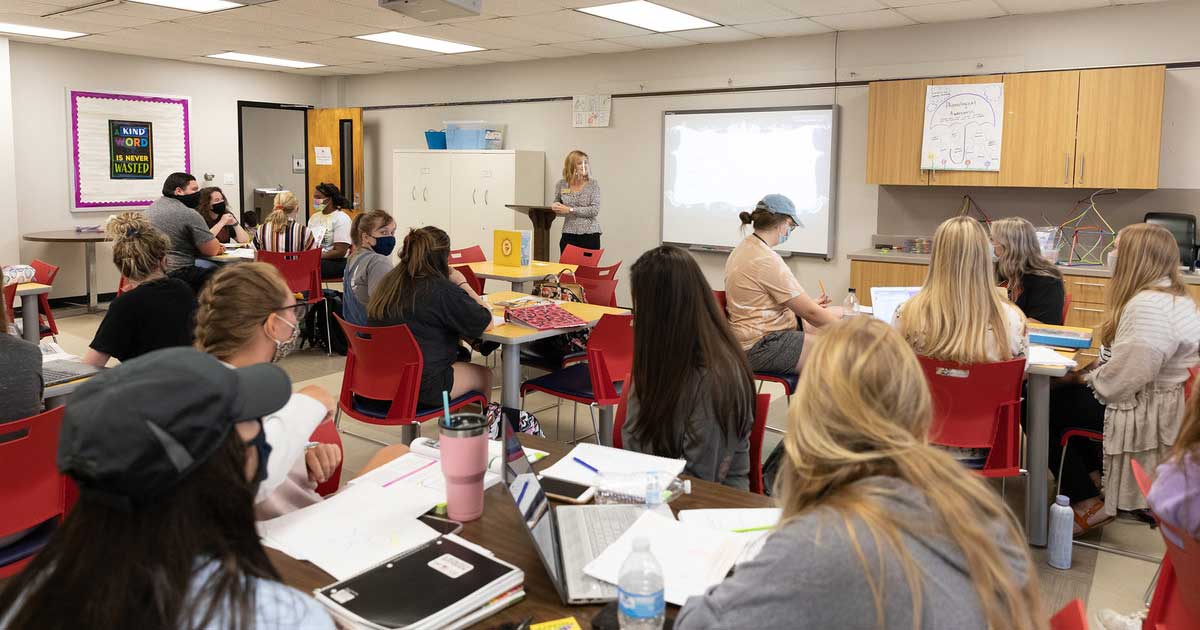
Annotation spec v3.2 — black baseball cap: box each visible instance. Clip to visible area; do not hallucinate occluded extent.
[58,347,293,510]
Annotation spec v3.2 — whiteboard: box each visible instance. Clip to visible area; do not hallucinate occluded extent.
[920,83,1004,172]
[661,106,838,257]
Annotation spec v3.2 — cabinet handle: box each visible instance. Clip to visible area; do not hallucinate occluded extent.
[1063,153,1069,185]
[484,189,489,205]
[472,188,477,205]
[422,187,428,202]
[1074,282,1105,288]
[1073,307,1104,313]
[1080,155,1085,182]
[411,186,416,201]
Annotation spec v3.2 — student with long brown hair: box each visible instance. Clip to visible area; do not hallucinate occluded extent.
[368,226,493,409]
[254,191,317,253]
[82,212,196,367]
[1049,223,1200,535]
[343,209,396,326]
[897,215,1026,363]
[622,245,755,488]
[992,217,1065,324]
[196,186,251,244]
[676,317,1044,629]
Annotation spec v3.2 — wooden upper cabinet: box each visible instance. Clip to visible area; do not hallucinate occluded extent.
[998,70,1081,188]
[927,75,1004,187]
[1075,65,1165,190]
[866,79,929,186]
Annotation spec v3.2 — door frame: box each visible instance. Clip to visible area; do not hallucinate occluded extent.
[236,100,313,221]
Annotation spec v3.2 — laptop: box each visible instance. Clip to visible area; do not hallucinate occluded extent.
[869,286,922,326]
[499,417,642,604]
[41,359,101,387]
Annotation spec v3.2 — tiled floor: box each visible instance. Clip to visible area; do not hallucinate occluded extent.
[42,305,1164,626]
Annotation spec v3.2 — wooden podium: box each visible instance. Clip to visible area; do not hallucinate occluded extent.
[507,204,558,262]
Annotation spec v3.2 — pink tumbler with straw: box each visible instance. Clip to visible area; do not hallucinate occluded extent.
[439,413,489,521]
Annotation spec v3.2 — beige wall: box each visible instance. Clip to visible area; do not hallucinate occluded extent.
[0,39,18,271]
[240,106,307,216]
[344,0,1200,304]
[10,43,322,298]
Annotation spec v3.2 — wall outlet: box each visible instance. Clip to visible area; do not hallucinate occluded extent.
[292,157,306,173]
[223,173,236,186]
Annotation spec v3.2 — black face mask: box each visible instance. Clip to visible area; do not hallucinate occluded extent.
[244,420,272,485]
[212,201,228,214]
[174,190,201,209]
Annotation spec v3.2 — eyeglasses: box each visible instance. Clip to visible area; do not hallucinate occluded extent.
[275,302,310,321]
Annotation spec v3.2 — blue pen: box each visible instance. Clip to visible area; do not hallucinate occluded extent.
[441,390,451,427]
[572,457,599,474]
[516,480,529,505]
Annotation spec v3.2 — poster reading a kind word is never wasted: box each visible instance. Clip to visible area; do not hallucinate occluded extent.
[70,90,190,210]
[920,83,1003,172]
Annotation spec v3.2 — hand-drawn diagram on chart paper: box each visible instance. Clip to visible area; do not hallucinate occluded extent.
[921,83,1003,172]
[573,94,612,128]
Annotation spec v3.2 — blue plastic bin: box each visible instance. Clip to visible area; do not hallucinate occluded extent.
[445,121,489,150]
[424,130,446,150]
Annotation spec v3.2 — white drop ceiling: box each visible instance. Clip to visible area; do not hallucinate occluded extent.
[0,0,1169,76]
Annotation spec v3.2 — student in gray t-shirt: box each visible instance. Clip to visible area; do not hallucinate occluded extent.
[144,172,222,291]
[0,289,41,423]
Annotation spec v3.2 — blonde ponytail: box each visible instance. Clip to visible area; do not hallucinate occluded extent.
[194,263,291,360]
[106,212,169,281]
[269,191,300,235]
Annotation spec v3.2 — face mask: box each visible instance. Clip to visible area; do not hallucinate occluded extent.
[779,223,795,244]
[313,200,327,211]
[212,201,227,214]
[245,420,272,485]
[269,315,301,363]
[370,235,396,257]
[578,162,589,176]
[175,190,201,209]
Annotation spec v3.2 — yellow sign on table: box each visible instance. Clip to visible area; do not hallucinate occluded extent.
[494,229,532,267]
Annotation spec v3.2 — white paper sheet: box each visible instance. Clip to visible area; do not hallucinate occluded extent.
[1027,345,1078,368]
[348,452,501,500]
[538,443,686,487]
[678,508,782,565]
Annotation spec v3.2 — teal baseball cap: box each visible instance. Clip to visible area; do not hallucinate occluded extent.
[756,194,803,228]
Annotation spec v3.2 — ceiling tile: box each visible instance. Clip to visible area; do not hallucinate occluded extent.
[555,38,641,54]
[992,0,1108,12]
[481,0,563,16]
[1112,0,1167,3]
[671,26,761,43]
[811,8,917,29]
[879,0,965,6]
[393,56,459,68]
[514,10,651,38]
[503,44,585,58]
[88,2,194,20]
[268,0,423,29]
[653,0,797,24]
[606,33,695,49]
[2,2,74,16]
[55,9,159,28]
[398,23,536,49]
[130,21,297,48]
[259,42,368,64]
[231,6,374,37]
[898,0,1007,22]
[456,17,589,44]
[736,17,831,36]
[65,31,222,56]
[176,13,336,42]
[767,0,887,17]
[0,13,120,34]
[428,53,493,65]
[545,0,611,7]
[453,49,538,63]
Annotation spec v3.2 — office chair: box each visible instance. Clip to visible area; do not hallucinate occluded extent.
[1144,212,1198,271]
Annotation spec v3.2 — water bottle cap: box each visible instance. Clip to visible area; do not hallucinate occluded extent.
[632,537,650,552]
[1055,495,1070,506]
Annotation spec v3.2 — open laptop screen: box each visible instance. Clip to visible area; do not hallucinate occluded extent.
[500,412,566,598]
[869,286,922,326]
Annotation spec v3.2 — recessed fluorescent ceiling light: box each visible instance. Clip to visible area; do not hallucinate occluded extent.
[207,52,324,69]
[578,1,717,32]
[355,31,483,54]
[128,0,242,12]
[0,22,85,39]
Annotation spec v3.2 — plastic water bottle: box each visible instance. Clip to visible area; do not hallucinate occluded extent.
[644,475,662,512]
[1048,495,1074,570]
[618,537,665,630]
[843,288,859,314]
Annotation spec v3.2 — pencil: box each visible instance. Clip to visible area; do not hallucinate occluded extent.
[818,280,828,297]
[731,525,773,533]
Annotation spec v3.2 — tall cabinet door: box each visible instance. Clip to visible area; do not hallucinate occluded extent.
[450,154,514,259]
[998,71,1080,188]
[866,79,929,185]
[926,75,1004,187]
[420,152,451,232]
[392,152,427,230]
[1075,66,1165,190]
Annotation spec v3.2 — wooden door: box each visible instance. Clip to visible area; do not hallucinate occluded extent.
[998,71,1080,188]
[926,75,1004,187]
[306,107,364,218]
[866,79,929,186]
[1075,66,1165,189]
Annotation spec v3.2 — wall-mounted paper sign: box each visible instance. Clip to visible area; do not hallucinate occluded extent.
[314,146,333,165]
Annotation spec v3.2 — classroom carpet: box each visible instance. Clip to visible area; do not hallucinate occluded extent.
[45,303,1163,627]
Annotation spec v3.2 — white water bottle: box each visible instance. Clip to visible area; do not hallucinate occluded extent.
[843,289,859,314]
[618,537,665,630]
[1048,495,1074,570]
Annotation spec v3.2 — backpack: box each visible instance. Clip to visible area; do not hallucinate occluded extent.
[303,289,348,355]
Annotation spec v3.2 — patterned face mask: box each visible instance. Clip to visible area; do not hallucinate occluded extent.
[269,314,301,363]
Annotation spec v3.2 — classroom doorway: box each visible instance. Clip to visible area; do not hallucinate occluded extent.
[306,107,364,220]
[237,101,312,228]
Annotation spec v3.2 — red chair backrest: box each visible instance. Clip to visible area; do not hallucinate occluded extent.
[712,290,727,314]
[117,276,131,297]
[749,393,770,495]
[613,372,632,449]
[257,249,322,303]
[2,283,15,323]
[1049,599,1087,630]
[0,406,66,540]
[1145,520,1200,629]
[334,315,424,422]
[576,276,617,308]
[449,245,486,266]
[1185,365,1200,401]
[586,314,634,406]
[573,262,621,281]
[457,265,485,295]
[1131,459,1154,500]
[1061,292,1072,326]
[30,260,59,286]
[918,356,1026,473]
[561,245,603,267]
[309,419,343,497]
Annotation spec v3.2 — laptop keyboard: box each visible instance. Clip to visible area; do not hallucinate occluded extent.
[584,509,639,558]
[43,367,86,385]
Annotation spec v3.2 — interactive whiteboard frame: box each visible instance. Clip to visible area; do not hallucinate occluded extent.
[660,105,839,260]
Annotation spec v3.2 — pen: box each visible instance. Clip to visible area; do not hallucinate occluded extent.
[572,457,599,474]
[731,525,773,533]
[517,480,529,505]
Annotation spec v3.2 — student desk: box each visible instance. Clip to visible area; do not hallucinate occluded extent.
[15,283,50,343]
[467,261,578,294]
[1024,342,1085,548]
[22,230,109,313]
[271,434,772,628]
[483,291,627,445]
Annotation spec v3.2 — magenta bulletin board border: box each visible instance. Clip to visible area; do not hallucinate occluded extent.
[70,90,191,209]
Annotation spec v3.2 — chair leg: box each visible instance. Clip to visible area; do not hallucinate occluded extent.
[323,301,332,357]
[587,403,601,445]
[334,407,342,429]
[1144,561,1162,607]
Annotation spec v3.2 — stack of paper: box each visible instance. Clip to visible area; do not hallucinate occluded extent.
[539,443,686,487]
[349,452,503,499]
[1027,345,1078,368]
[39,340,76,363]
[407,437,549,474]
[678,508,782,565]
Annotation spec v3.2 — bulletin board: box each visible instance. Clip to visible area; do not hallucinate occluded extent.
[68,89,190,211]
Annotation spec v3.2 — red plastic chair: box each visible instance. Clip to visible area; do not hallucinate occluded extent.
[576,275,618,308]
[917,356,1026,478]
[116,276,131,297]
[1061,292,1072,326]
[309,419,344,497]
[1049,600,1087,630]
[333,315,487,445]
[712,289,727,313]
[522,314,633,444]
[2,283,15,325]
[714,290,798,401]
[1135,460,1200,630]
[0,406,66,578]
[748,393,771,494]
[30,260,59,338]
[1185,365,1200,400]
[573,262,621,282]
[450,246,487,294]
[257,249,330,355]
[561,245,603,267]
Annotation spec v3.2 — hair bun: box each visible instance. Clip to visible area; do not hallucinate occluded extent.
[738,211,753,225]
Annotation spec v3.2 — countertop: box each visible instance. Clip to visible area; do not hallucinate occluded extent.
[847,247,1200,284]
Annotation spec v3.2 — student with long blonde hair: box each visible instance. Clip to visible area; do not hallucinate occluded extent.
[1049,223,1200,535]
[552,150,602,253]
[82,212,196,367]
[897,216,1026,363]
[254,190,316,253]
[676,317,1043,629]
[992,217,1065,324]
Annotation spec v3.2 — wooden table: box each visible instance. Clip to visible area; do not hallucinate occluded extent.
[272,435,773,628]
[15,283,50,343]
[482,291,627,445]
[23,230,108,313]
[467,261,578,294]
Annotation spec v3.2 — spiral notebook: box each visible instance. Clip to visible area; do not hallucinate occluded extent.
[506,304,587,330]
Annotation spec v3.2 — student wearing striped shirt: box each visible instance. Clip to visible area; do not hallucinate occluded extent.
[253,191,316,253]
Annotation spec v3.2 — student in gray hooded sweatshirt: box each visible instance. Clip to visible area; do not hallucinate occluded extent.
[676,317,1045,630]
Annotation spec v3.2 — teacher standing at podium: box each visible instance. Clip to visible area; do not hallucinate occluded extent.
[552,150,602,253]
